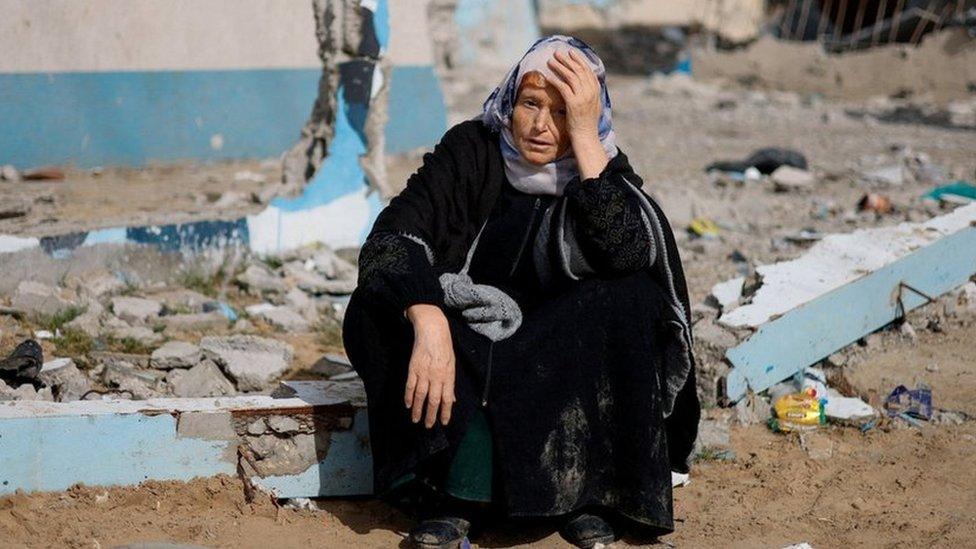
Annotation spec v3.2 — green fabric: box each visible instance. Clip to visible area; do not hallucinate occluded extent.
[445,410,493,502]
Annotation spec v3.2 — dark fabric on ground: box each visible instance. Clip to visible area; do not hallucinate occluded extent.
[342,119,700,532]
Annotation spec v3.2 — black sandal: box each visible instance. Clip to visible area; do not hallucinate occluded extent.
[559,512,616,548]
[407,516,471,549]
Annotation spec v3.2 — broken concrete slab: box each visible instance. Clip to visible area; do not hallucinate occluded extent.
[111,296,163,324]
[249,305,311,332]
[166,360,235,398]
[162,312,228,332]
[236,264,287,295]
[312,354,353,378]
[37,358,91,402]
[771,166,816,192]
[200,335,294,392]
[11,281,77,319]
[721,203,976,401]
[150,341,202,370]
[282,262,334,295]
[0,380,371,498]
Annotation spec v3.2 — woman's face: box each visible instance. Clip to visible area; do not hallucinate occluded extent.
[511,71,572,166]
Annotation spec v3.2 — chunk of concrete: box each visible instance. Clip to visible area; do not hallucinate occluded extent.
[102,362,164,400]
[694,416,732,457]
[151,289,216,314]
[283,262,333,295]
[312,353,353,378]
[267,415,302,434]
[166,359,235,398]
[109,326,164,346]
[0,379,55,401]
[68,270,127,299]
[38,358,91,402]
[236,264,286,295]
[64,306,103,338]
[11,281,77,318]
[111,296,163,324]
[252,305,311,332]
[771,166,816,192]
[162,312,228,332]
[150,341,202,370]
[200,335,294,392]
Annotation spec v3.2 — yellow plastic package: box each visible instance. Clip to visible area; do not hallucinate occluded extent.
[770,392,825,432]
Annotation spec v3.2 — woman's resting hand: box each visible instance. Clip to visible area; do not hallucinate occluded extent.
[405,304,456,428]
[546,49,608,179]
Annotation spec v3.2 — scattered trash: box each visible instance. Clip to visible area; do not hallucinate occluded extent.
[857,192,893,214]
[688,217,721,238]
[921,181,976,204]
[21,166,66,181]
[885,384,933,420]
[34,330,56,340]
[706,147,808,175]
[744,166,762,182]
[824,389,876,423]
[671,471,691,488]
[770,392,825,432]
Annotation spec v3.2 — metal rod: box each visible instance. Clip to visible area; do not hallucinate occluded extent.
[909,0,939,45]
[872,0,889,47]
[781,0,799,39]
[889,0,906,43]
[797,0,814,41]
[849,0,869,48]
[818,0,835,40]
[834,0,849,40]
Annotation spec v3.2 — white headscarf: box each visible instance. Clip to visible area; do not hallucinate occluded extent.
[480,35,618,196]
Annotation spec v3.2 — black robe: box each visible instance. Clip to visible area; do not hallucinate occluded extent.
[342,119,700,532]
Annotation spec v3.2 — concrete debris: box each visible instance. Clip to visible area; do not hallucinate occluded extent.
[111,296,163,324]
[102,362,164,400]
[862,165,904,186]
[37,358,91,402]
[694,415,733,458]
[247,418,268,436]
[693,318,739,352]
[150,341,202,370]
[771,166,816,192]
[0,379,54,401]
[68,270,127,299]
[252,305,311,332]
[162,312,228,332]
[64,308,103,338]
[233,170,267,184]
[236,264,287,295]
[176,411,237,440]
[1,164,21,182]
[282,262,334,295]
[212,190,250,209]
[152,288,216,314]
[200,335,294,392]
[708,277,745,312]
[109,325,163,346]
[11,281,77,319]
[266,415,302,434]
[166,359,235,398]
[312,354,354,378]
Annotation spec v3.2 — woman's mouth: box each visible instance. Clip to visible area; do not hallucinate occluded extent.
[526,138,553,149]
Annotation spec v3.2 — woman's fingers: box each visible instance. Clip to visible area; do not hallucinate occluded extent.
[424,382,443,428]
[404,371,417,408]
[547,54,581,94]
[411,377,429,423]
[440,381,455,426]
[566,49,597,87]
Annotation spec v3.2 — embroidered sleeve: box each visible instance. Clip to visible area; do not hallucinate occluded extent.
[563,173,652,274]
[357,232,444,311]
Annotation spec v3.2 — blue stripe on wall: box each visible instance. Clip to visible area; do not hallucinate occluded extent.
[0,69,321,168]
[0,65,445,167]
[385,65,448,154]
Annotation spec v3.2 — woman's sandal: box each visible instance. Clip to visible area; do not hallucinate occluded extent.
[407,516,472,549]
[559,512,616,549]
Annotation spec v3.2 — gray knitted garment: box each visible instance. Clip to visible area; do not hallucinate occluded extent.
[439,272,523,341]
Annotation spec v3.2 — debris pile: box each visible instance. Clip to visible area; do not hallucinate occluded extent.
[0,244,360,402]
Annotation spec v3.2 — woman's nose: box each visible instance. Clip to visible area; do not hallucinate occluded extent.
[533,110,550,132]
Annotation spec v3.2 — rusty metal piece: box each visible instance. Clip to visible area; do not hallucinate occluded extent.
[21,166,65,181]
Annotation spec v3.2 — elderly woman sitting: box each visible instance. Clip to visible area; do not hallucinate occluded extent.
[343,36,700,548]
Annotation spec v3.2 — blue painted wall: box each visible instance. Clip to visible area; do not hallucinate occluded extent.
[385,65,448,154]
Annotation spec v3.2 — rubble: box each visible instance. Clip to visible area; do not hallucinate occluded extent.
[1,164,21,182]
[37,358,91,402]
[312,353,354,378]
[252,305,311,332]
[11,281,77,318]
[771,166,816,192]
[200,335,294,392]
[111,296,163,324]
[161,311,228,332]
[236,264,287,295]
[166,359,235,398]
[150,341,202,370]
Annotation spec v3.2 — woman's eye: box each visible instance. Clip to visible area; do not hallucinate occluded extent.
[556,109,567,116]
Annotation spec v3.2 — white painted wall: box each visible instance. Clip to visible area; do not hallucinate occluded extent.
[0,0,320,73]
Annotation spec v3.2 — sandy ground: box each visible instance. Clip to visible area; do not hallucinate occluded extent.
[4,322,974,548]
[2,72,975,547]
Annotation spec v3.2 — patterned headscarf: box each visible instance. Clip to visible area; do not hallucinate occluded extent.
[481,35,618,196]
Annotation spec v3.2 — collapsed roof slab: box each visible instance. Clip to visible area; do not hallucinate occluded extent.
[718,202,976,402]
[0,381,372,498]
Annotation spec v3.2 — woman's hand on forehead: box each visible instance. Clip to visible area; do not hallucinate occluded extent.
[546,49,609,179]
[546,49,601,140]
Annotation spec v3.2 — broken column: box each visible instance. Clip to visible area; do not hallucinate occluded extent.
[282,0,391,196]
